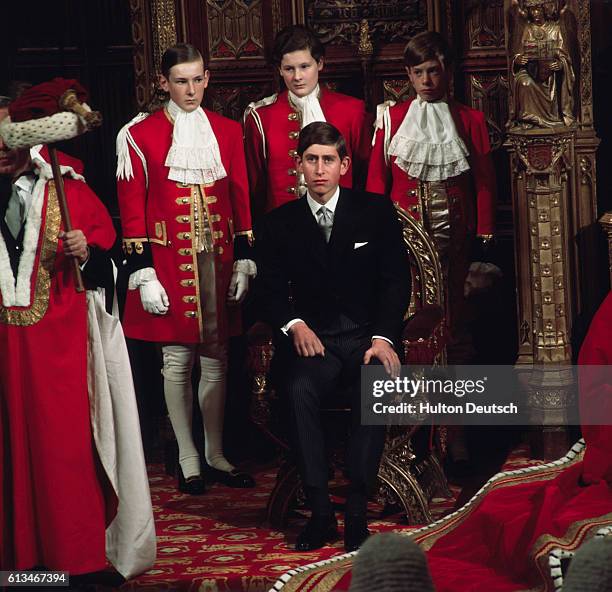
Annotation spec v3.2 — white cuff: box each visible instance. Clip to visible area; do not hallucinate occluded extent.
[128,266,157,290]
[281,318,305,336]
[233,259,257,278]
[372,335,394,347]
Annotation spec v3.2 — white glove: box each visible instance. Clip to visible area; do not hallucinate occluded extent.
[128,267,170,314]
[227,270,249,304]
[140,279,170,314]
[226,259,256,304]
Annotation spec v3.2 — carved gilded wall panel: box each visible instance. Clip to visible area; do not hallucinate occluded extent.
[129,0,153,110]
[466,0,505,49]
[457,1,507,129]
[206,82,276,119]
[206,0,265,60]
[468,73,509,151]
[304,0,429,46]
[151,0,178,70]
[382,80,414,104]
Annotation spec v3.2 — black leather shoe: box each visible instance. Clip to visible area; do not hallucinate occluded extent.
[178,468,206,495]
[344,513,370,552]
[295,514,338,551]
[207,466,256,488]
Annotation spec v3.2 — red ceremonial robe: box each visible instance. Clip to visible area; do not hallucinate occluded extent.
[244,87,372,219]
[367,98,496,337]
[117,108,253,344]
[367,98,496,237]
[271,294,612,592]
[0,151,116,573]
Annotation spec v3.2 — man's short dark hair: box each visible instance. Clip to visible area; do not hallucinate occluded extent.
[297,122,347,160]
[271,25,325,66]
[403,31,453,70]
[161,43,205,78]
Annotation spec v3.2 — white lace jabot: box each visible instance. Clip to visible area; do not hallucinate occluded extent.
[288,85,326,129]
[164,100,227,185]
[388,96,470,181]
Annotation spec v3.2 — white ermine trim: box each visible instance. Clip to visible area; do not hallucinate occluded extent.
[0,233,16,305]
[3,176,47,306]
[0,152,86,306]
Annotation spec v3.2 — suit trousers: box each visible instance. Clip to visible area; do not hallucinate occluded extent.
[281,324,386,515]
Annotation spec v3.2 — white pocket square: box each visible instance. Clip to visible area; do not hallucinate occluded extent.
[354,242,368,249]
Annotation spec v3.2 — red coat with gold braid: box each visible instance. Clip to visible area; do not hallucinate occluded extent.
[244,87,372,218]
[367,98,496,238]
[117,107,253,344]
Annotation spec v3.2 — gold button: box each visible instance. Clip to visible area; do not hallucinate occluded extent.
[409,190,417,197]
[210,214,221,222]
[411,206,418,213]
[206,195,217,204]
[178,248,193,256]
[288,168,297,176]
[184,311,197,318]
[288,149,297,158]
[176,215,190,223]
[177,232,191,240]
[286,186,297,194]
[176,196,191,204]
[288,131,299,140]
[180,279,195,287]
[213,230,224,239]
[182,295,197,303]
[179,264,193,271]
[288,112,298,121]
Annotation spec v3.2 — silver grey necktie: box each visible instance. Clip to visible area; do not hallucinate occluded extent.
[316,205,333,243]
[5,185,25,239]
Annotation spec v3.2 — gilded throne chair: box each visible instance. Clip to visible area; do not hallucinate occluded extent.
[247,206,451,528]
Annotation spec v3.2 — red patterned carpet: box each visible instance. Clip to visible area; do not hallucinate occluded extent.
[117,447,538,591]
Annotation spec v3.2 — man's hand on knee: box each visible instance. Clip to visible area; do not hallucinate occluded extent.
[289,321,325,357]
[364,338,400,378]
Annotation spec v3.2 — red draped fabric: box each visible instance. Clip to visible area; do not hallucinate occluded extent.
[0,152,116,573]
[273,294,612,592]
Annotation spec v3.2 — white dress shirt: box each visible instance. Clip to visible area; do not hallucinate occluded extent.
[5,173,37,238]
[281,187,393,347]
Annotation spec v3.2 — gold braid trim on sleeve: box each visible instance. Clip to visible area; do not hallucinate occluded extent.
[234,229,254,246]
[122,237,149,255]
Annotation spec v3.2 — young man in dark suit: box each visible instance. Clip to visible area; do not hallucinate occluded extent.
[258,122,411,552]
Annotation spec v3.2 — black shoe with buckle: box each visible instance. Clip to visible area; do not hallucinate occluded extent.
[207,466,256,488]
[295,514,339,551]
[178,467,206,495]
[344,513,370,552]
